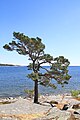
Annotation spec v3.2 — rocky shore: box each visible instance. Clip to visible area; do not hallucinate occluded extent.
[0,94,80,120]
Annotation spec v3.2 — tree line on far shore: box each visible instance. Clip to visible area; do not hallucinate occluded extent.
[0,63,15,66]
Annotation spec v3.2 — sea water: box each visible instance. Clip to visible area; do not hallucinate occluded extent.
[0,66,80,97]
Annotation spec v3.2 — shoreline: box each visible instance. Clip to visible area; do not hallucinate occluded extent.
[0,94,80,114]
[0,91,72,99]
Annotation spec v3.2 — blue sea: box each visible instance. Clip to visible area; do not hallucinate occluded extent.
[0,66,80,98]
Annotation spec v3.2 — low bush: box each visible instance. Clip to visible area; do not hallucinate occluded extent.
[71,90,80,98]
[24,89,34,98]
[24,89,41,98]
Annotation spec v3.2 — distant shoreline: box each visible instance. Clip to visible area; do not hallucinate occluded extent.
[0,64,79,67]
[0,63,20,66]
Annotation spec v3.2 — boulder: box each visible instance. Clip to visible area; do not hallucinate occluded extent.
[62,104,69,110]
[56,103,65,109]
[49,100,58,104]
[72,103,80,109]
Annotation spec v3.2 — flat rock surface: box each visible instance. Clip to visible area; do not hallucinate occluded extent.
[0,95,80,120]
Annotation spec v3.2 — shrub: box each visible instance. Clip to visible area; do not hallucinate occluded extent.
[71,90,80,98]
[24,89,34,98]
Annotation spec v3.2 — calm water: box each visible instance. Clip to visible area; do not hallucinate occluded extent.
[0,66,80,97]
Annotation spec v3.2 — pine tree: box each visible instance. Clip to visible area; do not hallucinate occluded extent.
[3,32,71,103]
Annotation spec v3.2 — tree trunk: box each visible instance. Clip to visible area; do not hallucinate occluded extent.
[34,80,38,103]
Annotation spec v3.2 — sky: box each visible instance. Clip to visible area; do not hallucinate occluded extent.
[0,0,80,66]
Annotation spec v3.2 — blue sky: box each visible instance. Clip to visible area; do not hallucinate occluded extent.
[0,0,80,66]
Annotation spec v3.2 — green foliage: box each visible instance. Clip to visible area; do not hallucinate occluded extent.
[71,90,80,98]
[3,32,71,103]
[24,89,34,98]
[27,72,39,81]
[24,89,41,98]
